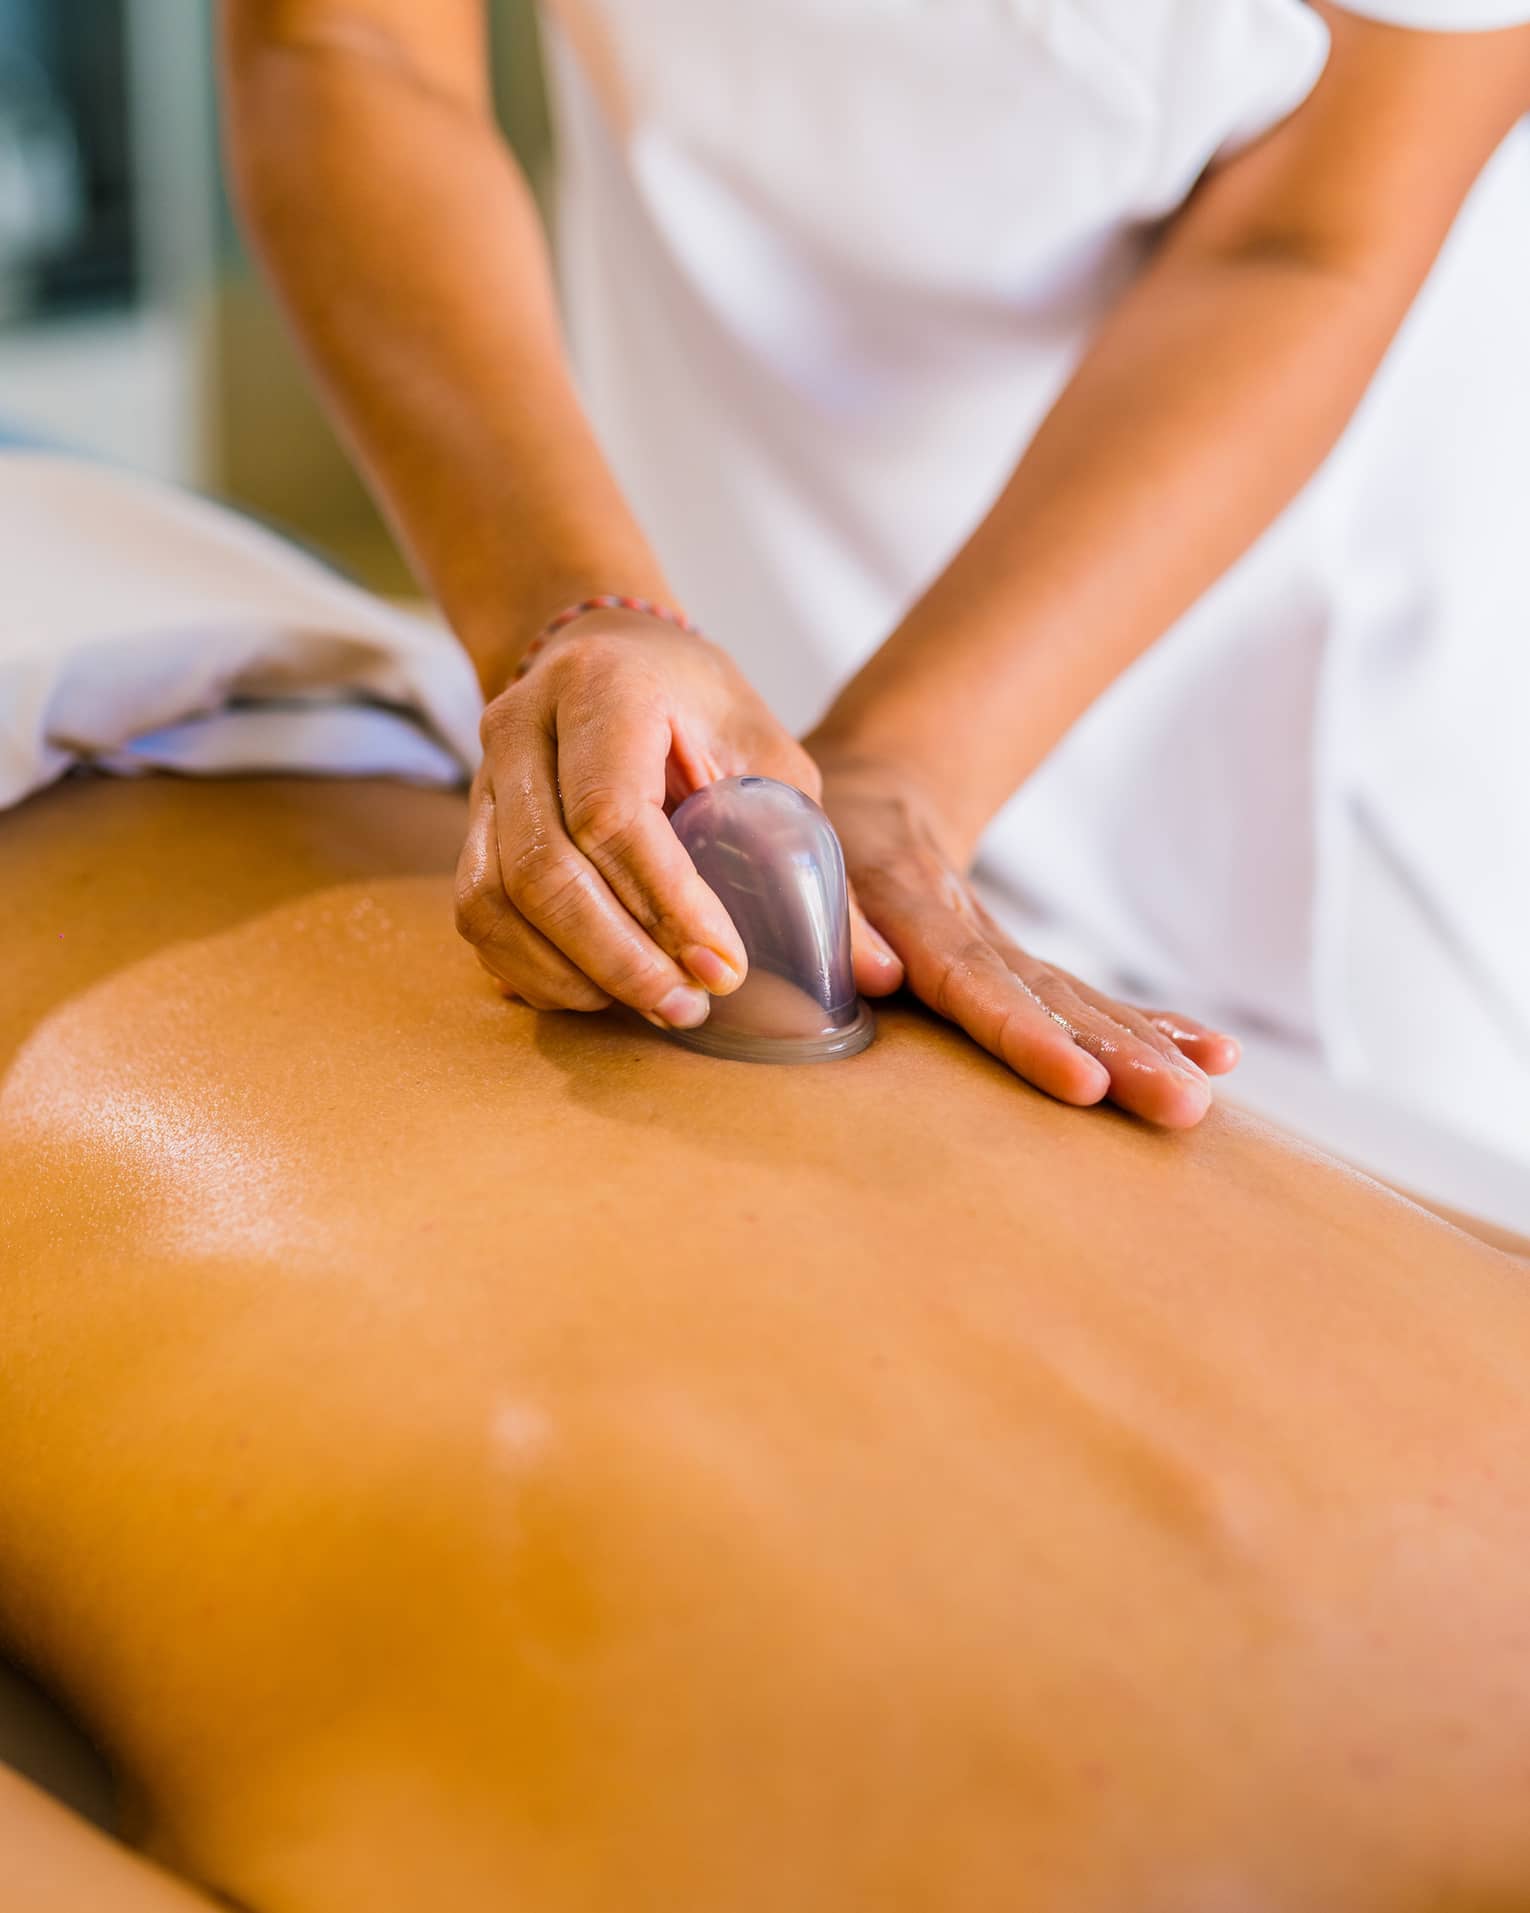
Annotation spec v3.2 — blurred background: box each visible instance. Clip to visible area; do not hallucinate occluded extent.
[0,0,550,591]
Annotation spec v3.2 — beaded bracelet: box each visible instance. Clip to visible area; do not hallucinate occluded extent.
[515,594,701,679]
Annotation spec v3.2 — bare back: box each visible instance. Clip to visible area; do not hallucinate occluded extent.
[2,776,1527,1912]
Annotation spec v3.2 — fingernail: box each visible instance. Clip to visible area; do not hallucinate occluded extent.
[1082,1056,1112,1096]
[654,983,710,1029]
[682,945,742,994]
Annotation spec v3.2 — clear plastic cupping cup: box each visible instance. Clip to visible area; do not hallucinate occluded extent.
[666,776,875,1064]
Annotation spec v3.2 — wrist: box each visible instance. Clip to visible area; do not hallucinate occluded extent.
[455,554,676,699]
[812,639,1052,861]
[803,721,987,870]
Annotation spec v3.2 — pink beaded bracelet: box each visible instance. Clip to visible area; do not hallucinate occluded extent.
[515,594,701,679]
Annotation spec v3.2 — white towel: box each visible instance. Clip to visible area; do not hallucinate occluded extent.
[0,453,484,808]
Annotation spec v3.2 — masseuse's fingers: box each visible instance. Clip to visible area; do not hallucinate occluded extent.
[857,871,1112,1106]
[812,744,1233,1126]
[555,692,747,995]
[1141,1010,1242,1076]
[455,781,611,1010]
[859,849,1219,1124]
[992,950,1213,1130]
[483,704,713,1030]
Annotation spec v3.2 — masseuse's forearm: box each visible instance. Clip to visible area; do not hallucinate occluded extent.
[220,12,667,693]
[811,5,1530,854]
[813,237,1420,852]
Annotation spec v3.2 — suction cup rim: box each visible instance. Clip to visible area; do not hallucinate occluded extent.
[666,1000,875,1065]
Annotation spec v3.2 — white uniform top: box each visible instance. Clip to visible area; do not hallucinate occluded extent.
[543,0,1530,1140]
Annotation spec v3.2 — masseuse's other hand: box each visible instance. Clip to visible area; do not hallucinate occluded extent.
[811,746,1240,1128]
[457,609,855,1031]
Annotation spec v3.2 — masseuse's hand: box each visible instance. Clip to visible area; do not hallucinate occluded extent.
[812,745,1240,1128]
[456,609,897,1030]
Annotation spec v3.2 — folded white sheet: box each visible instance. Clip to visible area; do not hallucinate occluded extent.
[0,453,483,809]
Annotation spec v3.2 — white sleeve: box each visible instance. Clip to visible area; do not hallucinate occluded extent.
[1324,0,1530,28]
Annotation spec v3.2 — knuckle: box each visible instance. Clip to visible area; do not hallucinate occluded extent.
[539,979,607,1012]
[1138,1023,1183,1063]
[1087,999,1141,1046]
[992,1000,1029,1060]
[477,698,504,749]
[453,881,499,946]
[479,691,528,751]
[559,629,615,667]
[564,784,641,860]
[551,633,628,693]
[602,945,672,1005]
[923,935,991,1020]
[853,862,908,917]
[956,932,995,971]
[475,952,523,994]
[505,843,587,923]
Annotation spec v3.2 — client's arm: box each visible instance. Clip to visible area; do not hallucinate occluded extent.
[0,1767,221,1911]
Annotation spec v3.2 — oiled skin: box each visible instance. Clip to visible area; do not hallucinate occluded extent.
[1,776,1528,1913]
